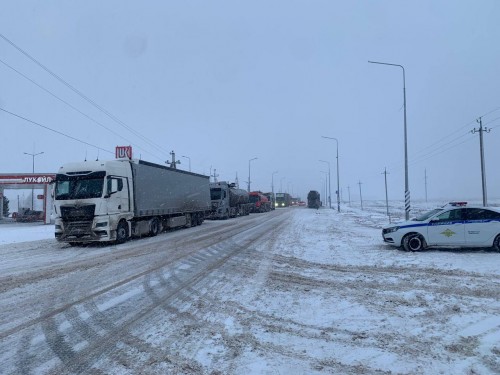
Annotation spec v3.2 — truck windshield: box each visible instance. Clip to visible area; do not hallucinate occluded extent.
[210,188,222,200]
[55,172,105,200]
[249,195,259,203]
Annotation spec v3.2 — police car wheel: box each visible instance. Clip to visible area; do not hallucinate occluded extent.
[493,234,500,252]
[403,234,425,252]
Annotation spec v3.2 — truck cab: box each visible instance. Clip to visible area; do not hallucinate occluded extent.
[210,181,231,219]
[53,160,133,243]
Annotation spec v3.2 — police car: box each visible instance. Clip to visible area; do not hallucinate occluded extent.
[382,202,500,251]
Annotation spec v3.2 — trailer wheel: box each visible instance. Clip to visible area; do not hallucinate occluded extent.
[191,214,199,227]
[116,221,129,244]
[149,218,161,236]
[185,214,192,228]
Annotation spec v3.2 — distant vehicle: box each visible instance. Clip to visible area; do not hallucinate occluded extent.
[249,191,271,213]
[307,191,321,209]
[53,159,211,244]
[15,208,44,222]
[298,201,306,207]
[382,202,500,251]
[275,192,291,208]
[209,181,251,219]
[263,192,276,210]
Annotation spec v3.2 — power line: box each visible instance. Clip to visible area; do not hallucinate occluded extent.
[0,106,113,155]
[0,58,165,162]
[410,107,500,160]
[0,32,170,158]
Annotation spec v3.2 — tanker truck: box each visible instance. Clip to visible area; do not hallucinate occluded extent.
[53,158,211,245]
[209,181,251,219]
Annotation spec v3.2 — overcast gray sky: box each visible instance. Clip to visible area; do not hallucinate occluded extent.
[1,1,499,204]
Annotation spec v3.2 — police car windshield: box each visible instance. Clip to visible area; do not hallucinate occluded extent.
[414,208,443,221]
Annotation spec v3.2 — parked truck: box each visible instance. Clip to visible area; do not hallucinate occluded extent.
[209,181,252,219]
[307,190,321,209]
[53,159,211,244]
[249,191,271,213]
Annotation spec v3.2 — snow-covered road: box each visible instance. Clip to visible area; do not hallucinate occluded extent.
[0,205,498,374]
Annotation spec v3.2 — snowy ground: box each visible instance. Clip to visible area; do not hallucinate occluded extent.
[0,202,498,374]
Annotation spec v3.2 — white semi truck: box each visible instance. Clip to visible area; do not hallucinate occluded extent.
[53,159,211,244]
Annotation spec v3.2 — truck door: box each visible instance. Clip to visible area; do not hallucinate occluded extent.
[106,176,130,214]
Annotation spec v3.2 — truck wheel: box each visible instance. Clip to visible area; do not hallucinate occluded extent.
[402,233,425,252]
[192,214,199,227]
[116,221,129,244]
[149,218,161,236]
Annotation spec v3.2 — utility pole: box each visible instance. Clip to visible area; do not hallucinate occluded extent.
[271,171,278,202]
[166,150,181,169]
[382,168,390,222]
[248,157,257,192]
[424,169,428,204]
[212,169,219,183]
[358,181,363,210]
[347,185,351,206]
[319,160,331,209]
[471,117,490,206]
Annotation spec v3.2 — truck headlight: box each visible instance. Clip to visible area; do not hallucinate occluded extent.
[95,222,108,228]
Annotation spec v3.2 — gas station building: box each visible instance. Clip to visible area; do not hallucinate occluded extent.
[0,173,56,224]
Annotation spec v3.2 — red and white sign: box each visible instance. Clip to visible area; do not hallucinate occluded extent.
[115,146,133,159]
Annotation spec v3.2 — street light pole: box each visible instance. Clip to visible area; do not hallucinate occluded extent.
[181,155,191,172]
[319,160,331,209]
[321,136,340,212]
[248,157,257,192]
[23,151,44,210]
[320,171,328,206]
[368,60,410,220]
[271,170,278,199]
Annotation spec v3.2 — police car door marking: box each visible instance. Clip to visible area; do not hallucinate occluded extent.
[441,229,456,237]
